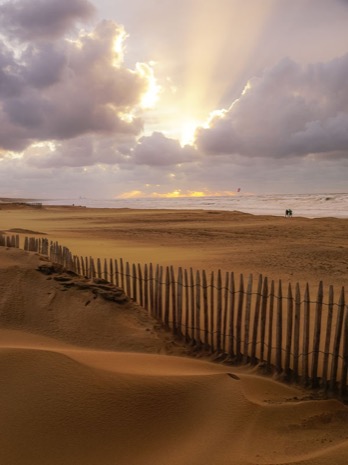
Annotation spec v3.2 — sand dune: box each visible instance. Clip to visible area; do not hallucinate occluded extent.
[0,248,348,465]
[1,335,348,465]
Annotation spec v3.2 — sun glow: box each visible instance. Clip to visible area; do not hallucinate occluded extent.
[179,119,202,146]
[136,63,161,109]
[112,28,127,64]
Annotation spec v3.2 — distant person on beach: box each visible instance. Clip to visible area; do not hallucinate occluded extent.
[285,209,293,217]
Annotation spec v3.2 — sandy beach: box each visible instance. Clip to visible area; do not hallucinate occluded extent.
[1,202,348,465]
[1,202,347,291]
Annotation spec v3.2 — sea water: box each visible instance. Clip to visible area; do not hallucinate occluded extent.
[34,193,348,219]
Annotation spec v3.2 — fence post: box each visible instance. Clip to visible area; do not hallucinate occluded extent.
[236,274,244,362]
[138,264,143,307]
[260,276,268,363]
[311,281,323,388]
[184,269,190,342]
[222,271,229,353]
[293,283,301,382]
[157,266,164,322]
[195,270,201,346]
[144,264,149,311]
[202,270,209,349]
[81,256,86,277]
[120,258,125,291]
[302,284,311,386]
[164,266,170,328]
[216,270,223,353]
[322,285,334,392]
[284,283,294,380]
[109,259,114,285]
[190,268,195,344]
[210,271,215,352]
[330,288,345,393]
[243,274,253,363]
[132,263,137,302]
[115,259,120,287]
[251,274,262,365]
[97,258,102,279]
[125,262,131,297]
[275,280,283,374]
[177,267,183,338]
[340,306,348,399]
[170,266,177,334]
[228,272,236,359]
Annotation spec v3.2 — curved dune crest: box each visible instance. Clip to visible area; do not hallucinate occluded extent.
[0,249,348,465]
[1,343,348,465]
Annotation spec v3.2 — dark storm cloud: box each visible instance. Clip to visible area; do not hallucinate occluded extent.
[0,19,148,153]
[0,0,96,41]
[195,54,348,159]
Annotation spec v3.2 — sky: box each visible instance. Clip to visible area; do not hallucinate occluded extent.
[0,0,348,199]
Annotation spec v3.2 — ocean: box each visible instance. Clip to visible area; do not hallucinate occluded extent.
[34,192,348,219]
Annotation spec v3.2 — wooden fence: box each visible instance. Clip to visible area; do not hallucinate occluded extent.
[1,234,348,401]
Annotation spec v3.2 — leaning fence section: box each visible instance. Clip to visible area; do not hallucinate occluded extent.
[1,234,347,400]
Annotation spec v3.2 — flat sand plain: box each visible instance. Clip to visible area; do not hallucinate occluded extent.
[0,202,347,291]
[0,202,348,465]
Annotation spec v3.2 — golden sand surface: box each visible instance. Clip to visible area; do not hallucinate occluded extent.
[1,202,348,290]
[1,202,348,464]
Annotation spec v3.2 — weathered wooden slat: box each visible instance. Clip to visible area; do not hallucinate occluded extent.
[195,270,201,345]
[164,266,170,329]
[251,274,262,365]
[177,267,183,337]
[97,258,102,279]
[210,272,215,352]
[293,283,301,381]
[109,259,114,285]
[157,266,163,321]
[340,306,348,399]
[184,269,190,342]
[170,266,177,333]
[154,265,160,319]
[190,268,195,343]
[228,272,236,359]
[284,283,294,380]
[302,284,310,386]
[114,259,119,287]
[243,274,253,363]
[120,258,125,290]
[275,280,283,374]
[144,263,149,310]
[125,262,131,297]
[322,285,334,391]
[85,257,89,278]
[102,259,107,281]
[216,270,223,353]
[132,263,137,302]
[259,276,268,363]
[202,270,209,348]
[236,274,244,362]
[138,264,143,307]
[222,272,230,352]
[311,281,323,388]
[81,256,86,277]
[329,288,345,393]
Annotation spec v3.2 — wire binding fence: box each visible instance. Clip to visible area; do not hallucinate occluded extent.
[1,233,348,401]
